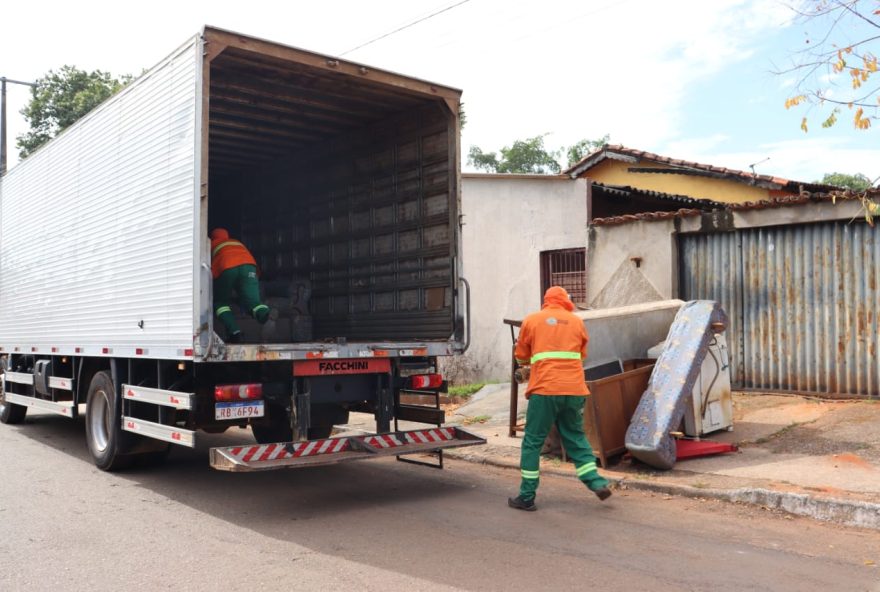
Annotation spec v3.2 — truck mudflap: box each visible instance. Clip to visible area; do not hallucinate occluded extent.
[209,427,486,472]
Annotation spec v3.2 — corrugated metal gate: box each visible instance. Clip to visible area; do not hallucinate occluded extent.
[680,221,879,398]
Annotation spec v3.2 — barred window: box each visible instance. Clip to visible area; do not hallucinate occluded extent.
[540,248,586,306]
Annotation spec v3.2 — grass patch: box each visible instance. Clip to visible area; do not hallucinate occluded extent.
[463,414,491,425]
[448,382,486,398]
[691,481,711,489]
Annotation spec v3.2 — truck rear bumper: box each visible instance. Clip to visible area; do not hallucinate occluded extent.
[209,426,485,472]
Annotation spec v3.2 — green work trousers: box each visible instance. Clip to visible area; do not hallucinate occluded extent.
[214,264,269,336]
[519,394,609,500]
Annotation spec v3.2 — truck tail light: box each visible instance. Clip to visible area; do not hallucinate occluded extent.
[214,383,263,401]
[408,374,443,390]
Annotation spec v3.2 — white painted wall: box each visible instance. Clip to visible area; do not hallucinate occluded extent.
[445,174,588,383]
[586,219,678,308]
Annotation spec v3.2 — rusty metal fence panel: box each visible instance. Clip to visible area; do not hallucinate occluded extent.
[679,232,744,386]
[680,221,880,398]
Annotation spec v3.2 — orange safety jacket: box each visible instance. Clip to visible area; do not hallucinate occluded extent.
[210,231,257,279]
[515,287,589,396]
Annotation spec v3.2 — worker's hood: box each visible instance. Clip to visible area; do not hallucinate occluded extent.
[210,228,229,241]
[542,286,574,311]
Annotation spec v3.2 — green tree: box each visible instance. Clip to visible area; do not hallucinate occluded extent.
[781,1,878,131]
[818,172,873,191]
[468,134,561,174]
[468,134,610,175]
[17,65,132,158]
[564,134,609,167]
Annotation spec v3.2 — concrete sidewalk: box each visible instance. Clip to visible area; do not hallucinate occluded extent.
[344,385,880,529]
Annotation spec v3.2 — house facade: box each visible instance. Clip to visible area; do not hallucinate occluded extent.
[446,173,588,383]
[566,145,834,207]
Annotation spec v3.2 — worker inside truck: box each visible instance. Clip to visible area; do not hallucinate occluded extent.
[210,228,274,343]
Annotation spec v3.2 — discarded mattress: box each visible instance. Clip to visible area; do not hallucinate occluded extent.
[624,300,728,470]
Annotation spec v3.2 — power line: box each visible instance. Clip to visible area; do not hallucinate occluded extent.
[340,0,473,56]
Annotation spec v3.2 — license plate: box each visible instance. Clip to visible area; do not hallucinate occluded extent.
[215,401,265,421]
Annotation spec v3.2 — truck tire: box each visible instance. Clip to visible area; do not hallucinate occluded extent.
[252,406,293,444]
[0,386,27,424]
[308,404,350,440]
[85,371,132,471]
[251,404,349,442]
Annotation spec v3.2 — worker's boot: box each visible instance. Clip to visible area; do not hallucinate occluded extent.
[254,305,271,324]
[593,486,612,501]
[582,472,612,502]
[507,495,537,511]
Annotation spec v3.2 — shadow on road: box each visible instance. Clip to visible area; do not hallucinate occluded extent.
[9,409,879,592]
[6,411,521,588]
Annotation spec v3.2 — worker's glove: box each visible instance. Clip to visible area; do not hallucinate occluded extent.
[514,366,530,384]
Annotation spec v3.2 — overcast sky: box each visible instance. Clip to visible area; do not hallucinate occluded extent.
[2,0,877,182]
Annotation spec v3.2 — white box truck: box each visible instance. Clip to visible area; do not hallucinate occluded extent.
[0,26,481,472]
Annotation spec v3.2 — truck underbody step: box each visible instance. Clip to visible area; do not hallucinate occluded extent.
[122,384,194,409]
[4,372,34,385]
[3,391,74,417]
[209,426,486,472]
[122,416,196,448]
[48,376,73,390]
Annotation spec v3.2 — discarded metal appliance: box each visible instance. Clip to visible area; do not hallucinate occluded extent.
[624,300,730,469]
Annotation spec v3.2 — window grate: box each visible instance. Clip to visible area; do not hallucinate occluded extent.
[540,248,587,306]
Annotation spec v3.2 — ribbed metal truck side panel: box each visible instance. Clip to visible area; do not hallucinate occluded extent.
[0,38,200,358]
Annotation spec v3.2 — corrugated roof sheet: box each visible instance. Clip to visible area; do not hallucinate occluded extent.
[591,189,878,227]
[592,182,726,210]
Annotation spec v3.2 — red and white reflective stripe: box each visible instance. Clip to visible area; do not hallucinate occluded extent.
[221,429,455,464]
[227,438,350,462]
[364,428,454,449]
[306,351,340,359]
[365,434,403,449]
[408,427,455,444]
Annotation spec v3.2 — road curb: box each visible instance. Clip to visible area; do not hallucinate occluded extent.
[445,448,880,530]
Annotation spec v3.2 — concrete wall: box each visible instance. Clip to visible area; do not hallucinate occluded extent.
[586,199,865,310]
[445,174,587,383]
[678,199,863,233]
[587,219,678,308]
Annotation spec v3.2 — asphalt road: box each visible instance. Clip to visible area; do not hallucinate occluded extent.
[1,411,878,592]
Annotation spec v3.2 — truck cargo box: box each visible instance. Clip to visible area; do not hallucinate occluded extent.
[0,27,466,364]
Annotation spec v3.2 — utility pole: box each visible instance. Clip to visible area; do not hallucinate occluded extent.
[1,76,37,176]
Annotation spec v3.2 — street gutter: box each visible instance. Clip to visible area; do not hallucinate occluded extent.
[444,448,880,531]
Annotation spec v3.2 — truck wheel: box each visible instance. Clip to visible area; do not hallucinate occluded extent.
[85,371,132,471]
[251,406,293,444]
[0,384,27,424]
[308,405,350,440]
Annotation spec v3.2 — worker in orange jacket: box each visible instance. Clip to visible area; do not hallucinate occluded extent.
[210,228,270,343]
[509,286,611,511]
